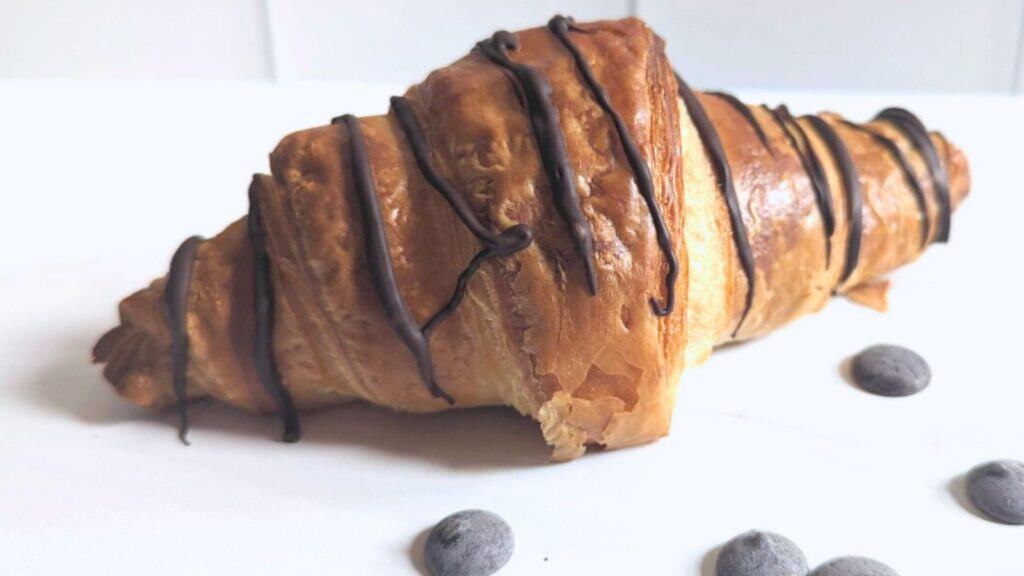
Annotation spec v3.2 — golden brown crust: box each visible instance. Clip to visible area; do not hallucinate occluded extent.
[92,17,970,459]
[681,100,970,355]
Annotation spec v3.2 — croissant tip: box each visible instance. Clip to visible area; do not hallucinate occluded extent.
[92,325,127,364]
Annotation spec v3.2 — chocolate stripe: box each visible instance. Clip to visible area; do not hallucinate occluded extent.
[840,120,931,248]
[247,178,302,441]
[548,16,678,316]
[802,116,863,285]
[676,74,755,336]
[708,91,773,154]
[769,105,836,264]
[164,235,203,445]
[389,96,533,335]
[476,31,599,296]
[875,107,950,242]
[333,114,454,405]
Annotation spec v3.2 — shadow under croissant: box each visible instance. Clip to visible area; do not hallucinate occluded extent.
[26,330,152,425]
[27,330,553,471]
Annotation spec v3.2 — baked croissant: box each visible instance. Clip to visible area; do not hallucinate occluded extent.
[92,16,970,460]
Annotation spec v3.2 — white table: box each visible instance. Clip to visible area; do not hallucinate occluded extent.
[1,81,1020,575]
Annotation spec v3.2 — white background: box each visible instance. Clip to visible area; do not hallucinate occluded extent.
[1,0,1024,91]
[0,81,1021,574]
[1,2,1023,575]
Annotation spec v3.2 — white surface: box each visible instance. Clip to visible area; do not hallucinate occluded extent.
[3,1,1024,92]
[0,81,1021,575]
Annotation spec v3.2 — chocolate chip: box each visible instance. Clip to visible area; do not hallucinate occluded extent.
[424,509,514,576]
[966,460,1024,525]
[850,345,930,397]
[810,556,899,576]
[716,530,808,576]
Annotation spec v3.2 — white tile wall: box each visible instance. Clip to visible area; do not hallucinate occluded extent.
[0,0,272,78]
[1,0,1023,91]
[640,0,1024,92]
[1016,17,1024,91]
[265,0,630,84]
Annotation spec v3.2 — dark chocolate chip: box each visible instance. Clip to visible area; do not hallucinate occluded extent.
[966,460,1024,525]
[716,530,808,576]
[424,509,514,576]
[810,556,899,576]
[850,344,930,397]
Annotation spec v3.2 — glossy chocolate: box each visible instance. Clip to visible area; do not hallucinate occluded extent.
[708,91,773,154]
[390,95,534,335]
[876,107,950,242]
[548,16,678,316]
[676,74,755,335]
[333,114,455,405]
[802,115,863,285]
[770,105,836,263]
[247,178,302,442]
[840,120,930,248]
[164,235,203,444]
[476,30,599,296]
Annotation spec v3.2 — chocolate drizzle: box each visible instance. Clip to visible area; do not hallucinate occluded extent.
[769,105,836,264]
[160,183,304,444]
[802,115,863,284]
[875,107,950,242]
[475,30,599,296]
[547,15,678,316]
[333,114,455,404]
[840,120,931,248]
[675,73,755,336]
[389,95,534,335]
[164,235,203,444]
[247,178,302,442]
[150,21,960,445]
[708,92,773,154]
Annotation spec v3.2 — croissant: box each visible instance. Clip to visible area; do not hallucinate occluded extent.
[92,16,970,460]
